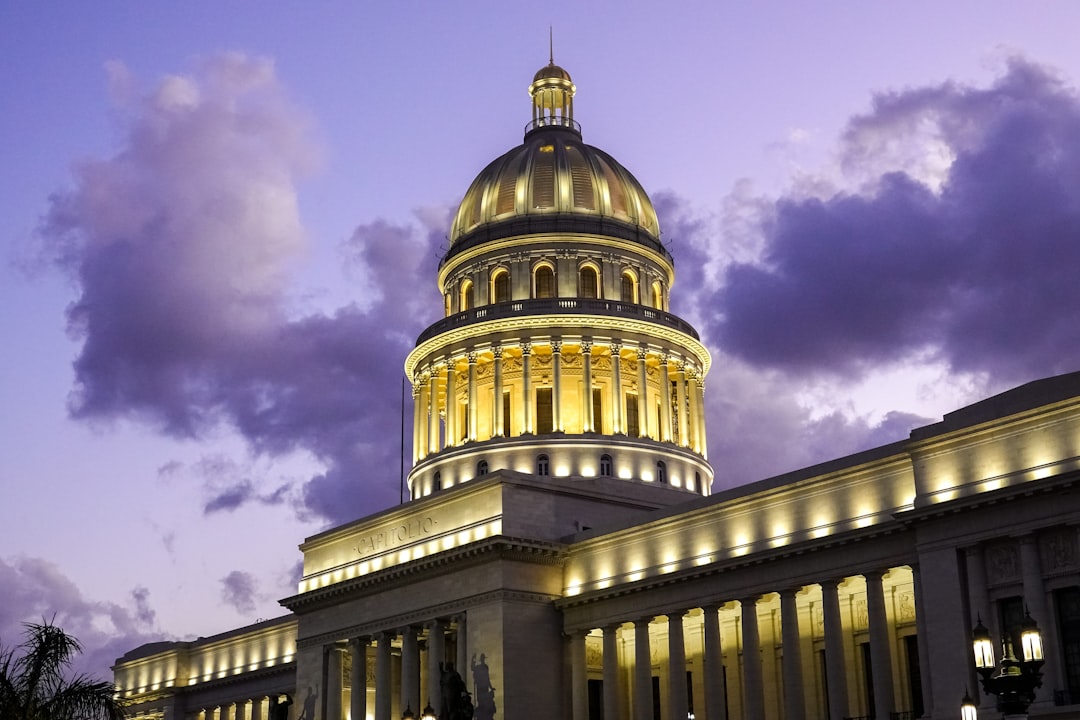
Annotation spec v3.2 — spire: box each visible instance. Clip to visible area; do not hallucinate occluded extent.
[549,26,554,65]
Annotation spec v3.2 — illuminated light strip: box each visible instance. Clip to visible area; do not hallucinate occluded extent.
[298,518,504,592]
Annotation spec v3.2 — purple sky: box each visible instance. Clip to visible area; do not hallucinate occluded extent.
[4,2,1080,678]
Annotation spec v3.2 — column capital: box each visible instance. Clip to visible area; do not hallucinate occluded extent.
[863,569,886,583]
[425,617,446,631]
[740,595,761,608]
[666,608,688,621]
[492,344,503,359]
[520,341,532,355]
[580,339,593,352]
[466,352,478,364]
[609,341,622,353]
[348,636,369,649]
[634,616,653,628]
[551,340,563,353]
[636,346,648,360]
[778,586,804,599]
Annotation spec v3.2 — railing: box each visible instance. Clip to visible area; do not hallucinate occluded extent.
[524,116,582,136]
[414,297,700,345]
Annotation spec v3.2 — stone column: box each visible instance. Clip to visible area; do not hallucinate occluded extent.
[667,611,689,720]
[234,701,248,720]
[326,643,345,720]
[374,632,393,720]
[552,341,563,432]
[636,348,650,438]
[412,381,424,463]
[570,630,589,720]
[675,363,689,447]
[821,580,849,720]
[702,605,726,720]
[456,614,468,681]
[426,619,445,715]
[444,359,457,447]
[659,355,673,442]
[633,618,652,720]
[611,343,623,434]
[780,589,806,720]
[965,546,992,631]
[581,341,594,432]
[521,343,533,434]
[910,564,934,719]
[695,378,708,459]
[466,352,478,442]
[493,346,504,436]
[602,624,620,720]
[865,572,895,719]
[249,698,264,720]
[740,597,765,720]
[401,626,420,717]
[1019,534,1056,702]
[349,638,368,720]
[428,369,440,453]
[687,369,701,452]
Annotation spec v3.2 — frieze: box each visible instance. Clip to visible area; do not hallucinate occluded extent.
[1040,527,1078,574]
[854,596,868,631]
[585,637,603,669]
[985,541,1020,585]
[353,516,438,558]
[896,588,916,624]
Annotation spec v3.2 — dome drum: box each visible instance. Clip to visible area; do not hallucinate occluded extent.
[407,434,714,501]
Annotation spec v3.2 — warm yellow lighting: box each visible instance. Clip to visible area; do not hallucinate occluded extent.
[581,465,596,477]
[554,465,569,476]
[618,468,632,479]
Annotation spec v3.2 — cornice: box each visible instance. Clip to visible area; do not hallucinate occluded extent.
[282,536,565,613]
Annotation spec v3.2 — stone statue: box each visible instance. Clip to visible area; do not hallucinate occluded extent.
[269,694,293,720]
[470,654,495,720]
[438,662,474,720]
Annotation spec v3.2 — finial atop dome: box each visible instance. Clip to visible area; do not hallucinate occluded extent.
[527,32,578,138]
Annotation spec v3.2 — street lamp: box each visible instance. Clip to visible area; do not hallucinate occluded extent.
[970,611,1045,718]
[960,689,977,720]
[401,706,416,720]
[420,701,437,720]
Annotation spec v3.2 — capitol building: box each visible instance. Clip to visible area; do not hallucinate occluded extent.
[114,59,1080,720]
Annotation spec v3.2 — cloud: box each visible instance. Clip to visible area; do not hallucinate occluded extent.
[0,556,162,679]
[219,570,258,615]
[39,53,443,525]
[710,58,1080,387]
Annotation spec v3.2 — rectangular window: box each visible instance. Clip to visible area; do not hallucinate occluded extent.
[587,679,603,720]
[904,634,924,717]
[625,393,639,437]
[536,388,553,434]
[998,595,1026,655]
[861,641,875,718]
[592,388,602,433]
[651,676,661,720]
[1057,586,1080,700]
[686,670,694,716]
[503,391,511,437]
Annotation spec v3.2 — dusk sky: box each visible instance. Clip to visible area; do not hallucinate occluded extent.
[5,2,1080,678]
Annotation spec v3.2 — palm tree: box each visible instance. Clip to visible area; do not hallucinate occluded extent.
[0,620,127,720]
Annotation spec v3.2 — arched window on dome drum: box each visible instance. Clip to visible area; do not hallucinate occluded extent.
[535,266,556,299]
[444,293,452,317]
[652,281,663,310]
[621,272,637,303]
[461,279,475,311]
[492,270,510,303]
[477,460,489,477]
[433,471,442,493]
[599,454,613,477]
[537,454,550,476]
[695,471,702,494]
[579,266,599,299]
[656,461,668,485]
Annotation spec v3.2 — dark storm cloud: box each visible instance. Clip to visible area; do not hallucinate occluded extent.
[40,54,443,525]
[713,59,1080,385]
[219,570,258,615]
[0,557,161,678]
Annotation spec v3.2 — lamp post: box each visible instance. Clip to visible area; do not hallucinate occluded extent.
[969,610,1045,719]
[420,701,437,720]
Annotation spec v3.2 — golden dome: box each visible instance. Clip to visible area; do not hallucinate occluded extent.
[533,62,572,82]
[448,63,660,251]
[449,134,660,247]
